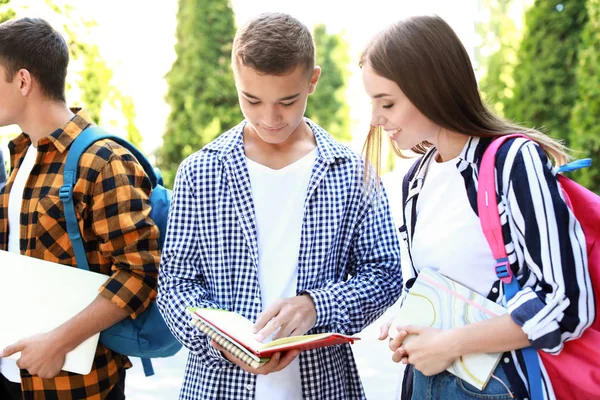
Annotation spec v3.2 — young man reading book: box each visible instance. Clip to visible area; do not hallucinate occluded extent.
[0,18,160,399]
[157,12,402,400]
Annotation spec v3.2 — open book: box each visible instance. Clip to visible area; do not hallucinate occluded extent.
[187,307,359,368]
[389,268,508,390]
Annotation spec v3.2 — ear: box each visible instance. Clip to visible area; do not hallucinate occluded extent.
[16,69,34,96]
[308,66,321,94]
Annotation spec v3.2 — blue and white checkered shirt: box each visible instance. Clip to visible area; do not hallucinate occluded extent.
[158,120,402,400]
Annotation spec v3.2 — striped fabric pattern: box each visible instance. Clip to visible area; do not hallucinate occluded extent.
[158,119,403,400]
[0,109,160,399]
[400,136,593,400]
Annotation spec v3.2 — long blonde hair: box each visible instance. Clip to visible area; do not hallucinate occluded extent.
[361,16,568,177]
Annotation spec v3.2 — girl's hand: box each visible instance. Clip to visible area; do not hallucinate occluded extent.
[378,319,394,341]
[393,325,460,376]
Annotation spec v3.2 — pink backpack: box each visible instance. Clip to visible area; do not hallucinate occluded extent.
[477,134,600,400]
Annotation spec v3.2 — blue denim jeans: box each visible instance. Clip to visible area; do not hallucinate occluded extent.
[411,365,515,400]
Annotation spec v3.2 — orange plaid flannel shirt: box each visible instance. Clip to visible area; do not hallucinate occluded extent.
[0,110,160,399]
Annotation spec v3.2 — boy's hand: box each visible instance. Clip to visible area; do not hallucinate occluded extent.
[253,295,316,342]
[1,332,68,379]
[211,340,300,375]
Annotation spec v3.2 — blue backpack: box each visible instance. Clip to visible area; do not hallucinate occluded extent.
[59,126,181,376]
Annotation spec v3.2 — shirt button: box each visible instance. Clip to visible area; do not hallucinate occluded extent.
[254,297,261,304]
[492,287,499,294]
[504,357,510,363]
[246,384,253,391]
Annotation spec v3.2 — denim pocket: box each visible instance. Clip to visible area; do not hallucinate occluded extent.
[455,365,514,399]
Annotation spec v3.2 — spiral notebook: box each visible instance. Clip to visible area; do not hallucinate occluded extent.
[389,268,508,390]
[187,307,359,368]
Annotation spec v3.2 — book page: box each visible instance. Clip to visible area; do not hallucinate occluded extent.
[261,333,331,349]
[190,308,358,356]
[191,308,265,352]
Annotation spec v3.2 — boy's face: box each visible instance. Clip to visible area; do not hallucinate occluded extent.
[0,64,25,127]
[233,62,320,145]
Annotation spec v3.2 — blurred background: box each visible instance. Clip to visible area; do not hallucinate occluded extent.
[1,0,598,398]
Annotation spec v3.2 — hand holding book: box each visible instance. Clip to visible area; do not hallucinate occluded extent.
[187,307,359,370]
[210,338,301,375]
[253,294,317,342]
[388,268,508,390]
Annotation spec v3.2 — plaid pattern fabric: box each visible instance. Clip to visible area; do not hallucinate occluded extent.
[0,109,160,399]
[158,120,403,400]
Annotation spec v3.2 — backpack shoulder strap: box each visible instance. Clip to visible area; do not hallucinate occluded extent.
[399,157,423,281]
[74,127,160,187]
[477,134,529,288]
[402,158,421,209]
[60,126,158,271]
[476,133,544,400]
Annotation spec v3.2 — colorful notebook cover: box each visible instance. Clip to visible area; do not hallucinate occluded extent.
[187,307,359,368]
[389,268,508,390]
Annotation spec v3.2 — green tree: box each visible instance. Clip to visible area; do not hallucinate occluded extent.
[0,0,15,22]
[570,0,600,193]
[159,0,240,187]
[305,24,351,142]
[74,42,142,147]
[0,1,142,148]
[504,0,587,144]
[476,0,522,115]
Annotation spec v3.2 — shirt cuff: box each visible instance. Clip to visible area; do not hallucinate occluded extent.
[99,269,155,319]
[300,288,340,329]
[507,286,561,350]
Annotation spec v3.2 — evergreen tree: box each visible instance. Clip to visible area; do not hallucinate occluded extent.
[306,24,351,142]
[477,0,521,115]
[570,0,600,193]
[0,1,141,147]
[504,0,587,144]
[159,0,240,187]
[0,0,15,22]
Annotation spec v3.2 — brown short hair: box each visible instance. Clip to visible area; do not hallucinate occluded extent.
[233,12,315,76]
[0,17,69,102]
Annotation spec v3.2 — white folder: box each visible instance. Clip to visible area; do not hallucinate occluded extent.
[0,250,109,375]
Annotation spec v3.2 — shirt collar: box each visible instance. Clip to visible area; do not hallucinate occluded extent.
[204,118,353,164]
[9,108,93,155]
[425,135,490,167]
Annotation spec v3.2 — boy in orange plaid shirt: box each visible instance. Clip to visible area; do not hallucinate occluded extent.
[0,18,160,400]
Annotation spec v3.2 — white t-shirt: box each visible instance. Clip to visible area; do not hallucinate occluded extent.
[246,149,317,400]
[411,155,497,297]
[1,144,37,383]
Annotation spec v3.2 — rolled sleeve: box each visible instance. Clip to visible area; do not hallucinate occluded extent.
[503,141,592,353]
[303,285,349,329]
[92,153,160,319]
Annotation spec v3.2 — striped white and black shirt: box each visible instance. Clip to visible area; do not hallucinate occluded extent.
[400,136,593,400]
